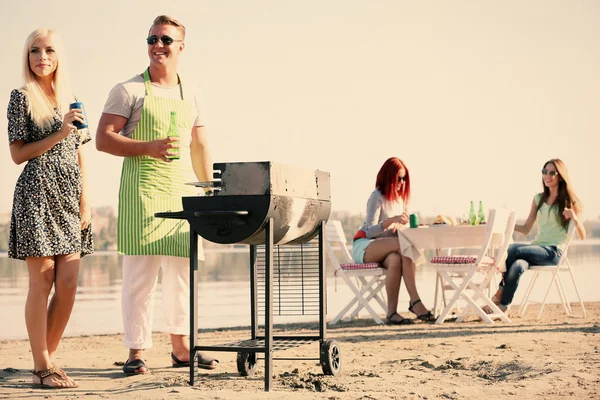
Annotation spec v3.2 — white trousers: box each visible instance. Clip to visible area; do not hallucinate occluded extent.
[121,255,189,349]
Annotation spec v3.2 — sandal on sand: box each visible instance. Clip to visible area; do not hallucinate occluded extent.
[171,353,190,368]
[408,299,436,322]
[123,358,149,375]
[197,353,219,370]
[32,366,78,389]
[386,311,414,325]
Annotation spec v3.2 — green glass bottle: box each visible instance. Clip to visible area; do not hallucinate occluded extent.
[166,111,179,160]
[478,201,486,224]
[469,201,477,225]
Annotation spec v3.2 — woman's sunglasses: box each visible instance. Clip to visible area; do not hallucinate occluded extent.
[398,175,407,182]
[146,35,183,46]
[541,169,559,177]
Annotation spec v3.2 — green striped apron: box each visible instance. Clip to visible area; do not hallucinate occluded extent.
[117,69,197,257]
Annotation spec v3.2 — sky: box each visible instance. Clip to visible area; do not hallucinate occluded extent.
[1,0,598,221]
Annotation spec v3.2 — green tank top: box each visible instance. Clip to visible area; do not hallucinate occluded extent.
[531,193,568,251]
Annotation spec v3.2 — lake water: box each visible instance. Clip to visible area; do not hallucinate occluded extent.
[1,243,599,340]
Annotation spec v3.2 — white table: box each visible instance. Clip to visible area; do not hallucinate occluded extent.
[397,224,507,324]
[397,225,500,265]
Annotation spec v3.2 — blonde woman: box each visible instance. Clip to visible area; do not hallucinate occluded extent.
[7,28,93,388]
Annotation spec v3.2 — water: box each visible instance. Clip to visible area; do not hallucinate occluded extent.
[1,244,599,340]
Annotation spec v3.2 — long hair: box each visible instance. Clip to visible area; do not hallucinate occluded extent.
[21,28,73,128]
[537,158,582,229]
[375,157,411,204]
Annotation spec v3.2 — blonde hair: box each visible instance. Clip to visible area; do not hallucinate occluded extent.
[22,28,73,128]
[150,15,186,38]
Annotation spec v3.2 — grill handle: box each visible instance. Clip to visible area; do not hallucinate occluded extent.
[155,210,249,219]
[193,211,249,217]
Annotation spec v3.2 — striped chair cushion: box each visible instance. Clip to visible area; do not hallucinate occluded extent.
[430,255,495,266]
[340,262,382,270]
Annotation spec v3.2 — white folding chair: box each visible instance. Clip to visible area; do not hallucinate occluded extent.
[431,209,516,324]
[518,220,586,320]
[325,220,388,325]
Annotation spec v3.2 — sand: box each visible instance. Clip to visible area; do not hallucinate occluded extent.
[1,303,599,400]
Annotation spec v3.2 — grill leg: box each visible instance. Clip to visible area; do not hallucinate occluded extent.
[250,245,258,339]
[189,229,199,385]
[264,218,273,392]
[319,221,327,340]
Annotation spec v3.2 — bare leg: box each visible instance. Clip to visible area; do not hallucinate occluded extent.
[171,334,189,362]
[47,253,80,359]
[25,256,77,388]
[363,237,400,263]
[400,255,430,316]
[364,238,407,323]
[382,253,403,319]
[26,257,55,372]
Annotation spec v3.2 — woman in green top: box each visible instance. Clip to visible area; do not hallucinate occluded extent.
[489,159,586,312]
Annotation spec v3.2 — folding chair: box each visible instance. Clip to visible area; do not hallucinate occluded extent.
[431,209,516,324]
[518,220,586,320]
[325,220,388,325]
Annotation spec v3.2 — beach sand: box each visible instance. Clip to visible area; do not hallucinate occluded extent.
[1,303,599,400]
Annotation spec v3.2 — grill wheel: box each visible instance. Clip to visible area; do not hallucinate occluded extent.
[320,339,341,375]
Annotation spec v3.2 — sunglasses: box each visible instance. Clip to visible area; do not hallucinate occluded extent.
[541,169,559,177]
[398,175,407,182]
[146,35,183,46]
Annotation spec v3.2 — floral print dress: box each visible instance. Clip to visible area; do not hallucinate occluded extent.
[7,89,94,260]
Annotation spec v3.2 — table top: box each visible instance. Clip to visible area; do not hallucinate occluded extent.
[397,224,501,265]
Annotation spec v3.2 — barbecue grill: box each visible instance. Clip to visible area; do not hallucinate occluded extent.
[155,161,341,391]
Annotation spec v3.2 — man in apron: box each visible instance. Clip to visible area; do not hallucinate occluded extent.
[96,15,218,375]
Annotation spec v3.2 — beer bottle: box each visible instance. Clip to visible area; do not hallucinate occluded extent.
[166,111,179,160]
[469,201,477,225]
[478,201,486,224]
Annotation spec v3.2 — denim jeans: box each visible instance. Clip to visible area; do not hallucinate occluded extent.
[499,243,562,307]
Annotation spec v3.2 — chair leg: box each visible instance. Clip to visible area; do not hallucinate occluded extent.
[535,269,561,320]
[566,261,587,319]
[330,275,385,325]
[519,271,539,317]
[554,274,572,315]
[433,273,441,317]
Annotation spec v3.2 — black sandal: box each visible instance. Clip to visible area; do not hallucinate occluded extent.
[408,299,436,322]
[386,311,414,325]
[122,358,150,375]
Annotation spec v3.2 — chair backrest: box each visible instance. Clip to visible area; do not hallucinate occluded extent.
[325,220,354,266]
[554,219,577,266]
[472,208,516,267]
[472,209,499,265]
[490,209,517,269]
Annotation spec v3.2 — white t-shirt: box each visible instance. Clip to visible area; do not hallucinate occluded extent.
[102,74,205,137]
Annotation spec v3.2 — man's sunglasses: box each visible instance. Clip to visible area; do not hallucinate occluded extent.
[541,169,559,177]
[146,35,183,46]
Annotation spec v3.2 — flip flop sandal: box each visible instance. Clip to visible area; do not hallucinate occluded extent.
[197,353,219,370]
[386,311,414,325]
[32,366,78,389]
[171,353,190,368]
[122,358,150,375]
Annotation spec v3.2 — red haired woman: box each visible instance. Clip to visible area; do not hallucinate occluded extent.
[352,157,434,324]
[485,158,586,313]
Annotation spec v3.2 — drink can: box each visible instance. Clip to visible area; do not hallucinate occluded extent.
[409,213,418,228]
[69,102,88,130]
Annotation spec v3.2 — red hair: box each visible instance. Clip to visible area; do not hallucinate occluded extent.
[375,157,411,204]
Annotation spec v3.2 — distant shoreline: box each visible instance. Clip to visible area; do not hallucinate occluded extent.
[2,238,600,258]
